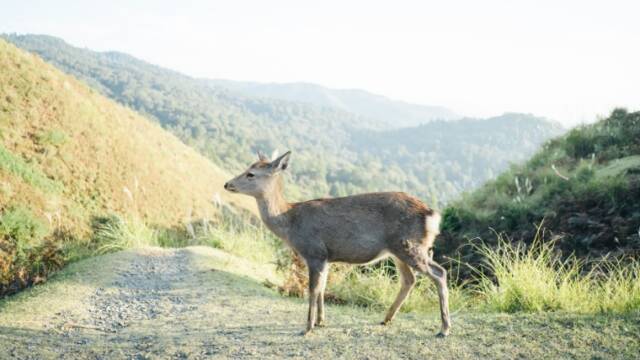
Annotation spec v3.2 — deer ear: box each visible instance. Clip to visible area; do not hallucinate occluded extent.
[270,151,291,171]
[257,151,269,162]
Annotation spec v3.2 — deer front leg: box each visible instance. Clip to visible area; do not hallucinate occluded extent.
[305,260,326,335]
[316,264,330,327]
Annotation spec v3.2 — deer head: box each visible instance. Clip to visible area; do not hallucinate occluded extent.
[224,151,291,197]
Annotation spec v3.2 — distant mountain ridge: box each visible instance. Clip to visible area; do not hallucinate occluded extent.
[206,79,460,128]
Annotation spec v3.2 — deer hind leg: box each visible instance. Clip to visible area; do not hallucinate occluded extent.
[395,248,451,336]
[382,258,416,325]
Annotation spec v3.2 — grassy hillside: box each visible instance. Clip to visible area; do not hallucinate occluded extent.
[206,79,460,127]
[439,109,640,276]
[0,39,256,296]
[3,34,564,205]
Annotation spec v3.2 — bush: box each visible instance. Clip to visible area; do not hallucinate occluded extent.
[0,206,64,295]
[564,127,595,159]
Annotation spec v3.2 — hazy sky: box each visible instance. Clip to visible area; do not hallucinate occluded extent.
[2,0,639,125]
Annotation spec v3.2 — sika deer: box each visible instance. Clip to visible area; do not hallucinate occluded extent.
[224,151,451,336]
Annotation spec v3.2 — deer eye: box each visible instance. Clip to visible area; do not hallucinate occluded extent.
[246,173,255,178]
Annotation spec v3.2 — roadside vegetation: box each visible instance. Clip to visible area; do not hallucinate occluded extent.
[439,108,640,278]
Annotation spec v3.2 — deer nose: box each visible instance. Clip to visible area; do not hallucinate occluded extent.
[224,182,229,190]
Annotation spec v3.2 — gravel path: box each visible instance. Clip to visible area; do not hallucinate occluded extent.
[1,247,639,359]
[86,249,190,333]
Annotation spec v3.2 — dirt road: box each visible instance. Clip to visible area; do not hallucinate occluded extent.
[0,247,638,359]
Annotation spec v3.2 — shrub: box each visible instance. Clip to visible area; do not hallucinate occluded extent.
[564,127,595,159]
[0,206,63,295]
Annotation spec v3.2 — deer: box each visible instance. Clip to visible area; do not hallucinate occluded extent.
[224,151,451,337]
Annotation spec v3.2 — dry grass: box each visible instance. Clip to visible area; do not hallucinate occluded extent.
[0,38,256,294]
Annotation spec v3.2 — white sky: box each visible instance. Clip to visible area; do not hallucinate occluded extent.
[2,0,639,126]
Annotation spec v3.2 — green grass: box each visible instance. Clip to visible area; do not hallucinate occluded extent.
[326,262,470,313]
[439,109,640,280]
[92,215,160,254]
[596,154,640,178]
[36,129,68,147]
[90,210,281,266]
[0,206,49,246]
[0,144,62,193]
[201,220,280,264]
[0,206,64,291]
[474,234,640,314]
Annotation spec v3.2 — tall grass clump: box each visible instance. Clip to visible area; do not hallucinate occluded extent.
[150,207,281,265]
[593,259,640,313]
[201,210,280,264]
[327,262,469,313]
[92,215,159,254]
[475,233,640,314]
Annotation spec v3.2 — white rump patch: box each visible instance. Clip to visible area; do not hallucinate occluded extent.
[426,212,441,235]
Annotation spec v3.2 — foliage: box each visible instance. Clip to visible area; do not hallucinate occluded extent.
[0,206,63,295]
[439,109,640,279]
[3,34,564,206]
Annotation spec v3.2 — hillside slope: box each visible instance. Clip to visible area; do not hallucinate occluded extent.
[207,79,460,128]
[0,39,255,295]
[439,109,640,274]
[3,34,564,204]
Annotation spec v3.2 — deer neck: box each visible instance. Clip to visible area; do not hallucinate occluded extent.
[255,179,291,239]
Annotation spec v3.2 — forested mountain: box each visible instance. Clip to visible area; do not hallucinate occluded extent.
[3,34,564,205]
[348,114,562,200]
[206,79,459,128]
[439,108,640,275]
